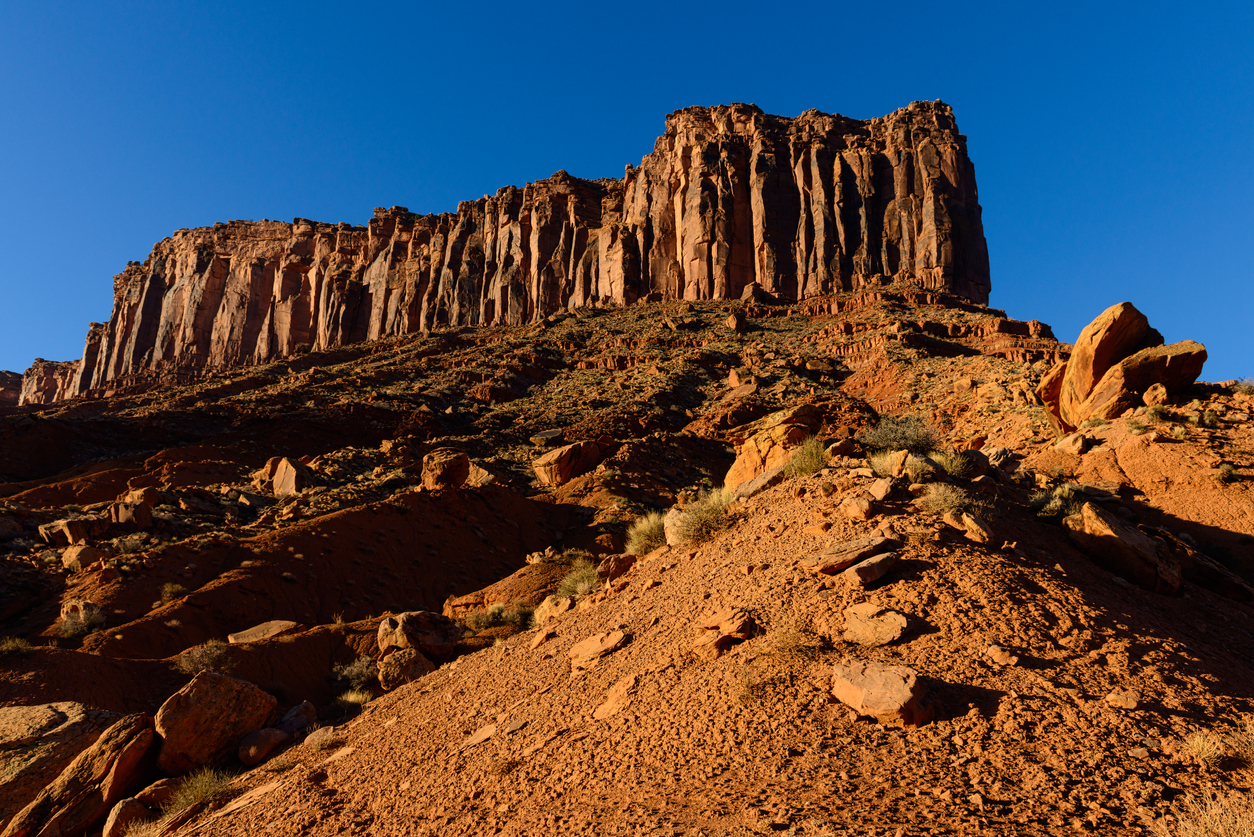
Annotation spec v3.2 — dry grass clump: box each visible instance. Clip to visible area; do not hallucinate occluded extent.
[160,583,188,604]
[335,688,372,710]
[333,654,377,689]
[464,601,534,631]
[1153,792,1254,837]
[868,451,901,478]
[121,820,166,837]
[1127,419,1150,435]
[1216,464,1239,484]
[557,559,601,598]
[1169,424,1188,440]
[1079,416,1108,429]
[1029,483,1087,521]
[625,511,666,555]
[1145,404,1172,423]
[673,486,733,546]
[856,415,939,454]
[919,484,972,517]
[1191,409,1220,429]
[0,636,33,656]
[1185,732,1226,768]
[175,639,234,676]
[1234,378,1254,396]
[929,449,975,480]
[56,609,106,639]
[161,767,235,817]
[784,436,827,479]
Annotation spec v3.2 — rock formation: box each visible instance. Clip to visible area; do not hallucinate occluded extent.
[17,360,79,406]
[24,100,989,404]
[1037,302,1207,433]
[0,371,21,406]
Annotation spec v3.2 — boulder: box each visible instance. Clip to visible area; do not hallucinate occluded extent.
[961,513,994,545]
[723,405,821,492]
[421,449,470,490]
[275,701,317,736]
[0,713,155,837]
[1142,382,1169,407]
[569,631,629,671]
[1072,341,1207,423]
[842,603,908,647]
[272,457,316,498]
[532,595,575,626]
[532,437,614,487]
[830,659,932,726]
[61,544,108,573]
[690,608,756,661]
[1063,502,1181,593]
[841,551,900,587]
[109,501,152,532]
[800,536,900,575]
[840,497,875,521]
[1058,302,1162,425]
[37,518,101,546]
[378,647,436,690]
[226,620,301,644]
[237,727,289,766]
[102,798,152,837]
[376,611,462,662]
[153,672,277,774]
[0,702,122,832]
[725,311,748,333]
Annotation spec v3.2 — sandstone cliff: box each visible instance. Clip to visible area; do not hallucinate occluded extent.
[0,371,21,407]
[27,100,989,404]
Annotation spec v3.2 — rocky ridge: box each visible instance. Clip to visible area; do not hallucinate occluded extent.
[16,100,989,404]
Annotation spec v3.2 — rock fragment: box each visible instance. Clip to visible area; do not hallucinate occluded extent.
[842,603,908,647]
[154,672,276,774]
[829,659,932,726]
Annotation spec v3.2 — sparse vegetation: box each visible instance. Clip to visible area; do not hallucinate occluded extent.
[1169,424,1188,439]
[464,601,534,631]
[1127,419,1149,435]
[784,436,827,479]
[333,655,377,689]
[557,559,602,598]
[161,582,188,604]
[120,820,165,837]
[1185,732,1225,768]
[1233,378,1254,395]
[1029,483,1088,521]
[1145,404,1171,423]
[56,608,106,639]
[920,484,974,517]
[161,767,235,817]
[929,448,975,480]
[903,454,937,483]
[335,688,372,709]
[488,757,523,776]
[856,414,939,454]
[1216,464,1238,484]
[0,636,33,656]
[1198,409,1220,429]
[868,450,901,478]
[175,639,234,675]
[672,486,733,546]
[1153,791,1254,837]
[625,511,667,555]
[1079,416,1108,429]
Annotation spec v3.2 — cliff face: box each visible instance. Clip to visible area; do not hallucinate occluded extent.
[18,360,79,406]
[30,100,990,403]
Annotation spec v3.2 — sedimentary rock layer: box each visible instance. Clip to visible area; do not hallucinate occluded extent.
[29,100,990,403]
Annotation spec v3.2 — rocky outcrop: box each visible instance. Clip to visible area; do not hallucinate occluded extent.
[17,359,79,406]
[32,100,989,403]
[153,671,276,774]
[377,611,463,662]
[1038,302,1207,433]
[0,371,20,406]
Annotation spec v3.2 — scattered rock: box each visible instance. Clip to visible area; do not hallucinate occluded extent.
[1063,502,1182,593]
[377,611,462,662]
[569,631,629,671]
[109,500,152,532]
[101,797,152,837]
[840,497,874,521]
[841,551,900,587]
[1105,688,1140,710]
[985,645,1019,666]
[829,659,932,726]
[532,438,614,487]
[421,449,470,490]
[800,536,900,575]
[691,608,756,660]
[867,477,894,501]
[378,647,436,691]
[275,702,317,736]
[842,603,908,647]
[272,457,317,498]
[227,620,301,644]
[593,674,639,720]
[1055,433,1089,456]
[961,513,994,545]
[154,671,277,774]
[238,727,290,766]
[533,596,575,627]
[725,311,747,333]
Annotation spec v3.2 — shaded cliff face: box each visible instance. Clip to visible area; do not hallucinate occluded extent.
[38,100,989,403]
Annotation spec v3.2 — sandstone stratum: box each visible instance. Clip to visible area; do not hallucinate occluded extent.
[14,100,989,404]
[1,101,1252,837]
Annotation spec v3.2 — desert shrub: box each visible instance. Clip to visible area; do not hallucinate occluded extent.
[1153,791,1254,837]
[162,767,234,817]
[1079,416,1108,429]
[1029,483,1087,521]
[120,821,165,837]
[1198,409,1220,428]
[856,415,939,454]
[1126,419,1149,435]
[161,583,188,604]
[903,455,938,484]
[335,688,372,711]
[332,611,347,626]
[625,511,667,555]
[56,609,106,639]
[488,757,523,776]
[464,602,534,631]
[1185,732,1225,768]
[1145,404,1171,423]
[1169,424,1188,440]
[333,655,377,690]
[868,451,901,478]
[0,636,33,656]
[929,449,975,480]
[1216,464,1238,484]
[557,560,601,598]
[920,484,972,517]
[784,436,827,480]
[175,639,234,676]
[673,487,733,546]
[1233,378,1254,395]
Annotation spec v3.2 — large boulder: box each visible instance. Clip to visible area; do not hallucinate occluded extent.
[271,457,316,498]
[0,714,155,837]
[830,660,932,726]
[376,611,462,662]
[0,703,122,832]
[421,449,470,490]
[153,672,276,774]
[531,437,614,487]
[378,648,436,690]
[1037,302,1205,432]
[723,405,820,492]
[1063,502,1182,593]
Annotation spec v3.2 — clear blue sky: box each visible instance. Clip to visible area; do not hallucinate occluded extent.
[1,1,1251,380]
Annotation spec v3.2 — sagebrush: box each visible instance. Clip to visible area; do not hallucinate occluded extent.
[175,639,234,675]
[625,511,666,555]
[557,560,601,598]
[333,654,377,689]
[784,436,827,479]
[856,415,939,454]
[673,486,733,546]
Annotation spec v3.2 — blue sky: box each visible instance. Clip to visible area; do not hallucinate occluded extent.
[1,1,1251,379]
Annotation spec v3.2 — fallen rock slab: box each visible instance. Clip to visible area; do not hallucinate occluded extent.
[830,660,932,726]
[154,672,277,774]
[800,536,900,575]
[1063,502,1182,593]
[569,631,629,671]
[841,551,901,587]
[227,620,301,644]
[842,602,908,647]
[691,608,756,661]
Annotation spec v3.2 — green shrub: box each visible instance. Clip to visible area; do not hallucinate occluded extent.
[175,639,234,676]
[856,415,939,454]
[0,636,33,656]
[1029,483,1087,520]
[784,436,827,479]
[557,560,601,598]
[1126,419,1149,435]
[161,767,234,817]
[673,487,733,546]
[333,655,377,689]
[625,511,667,555]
